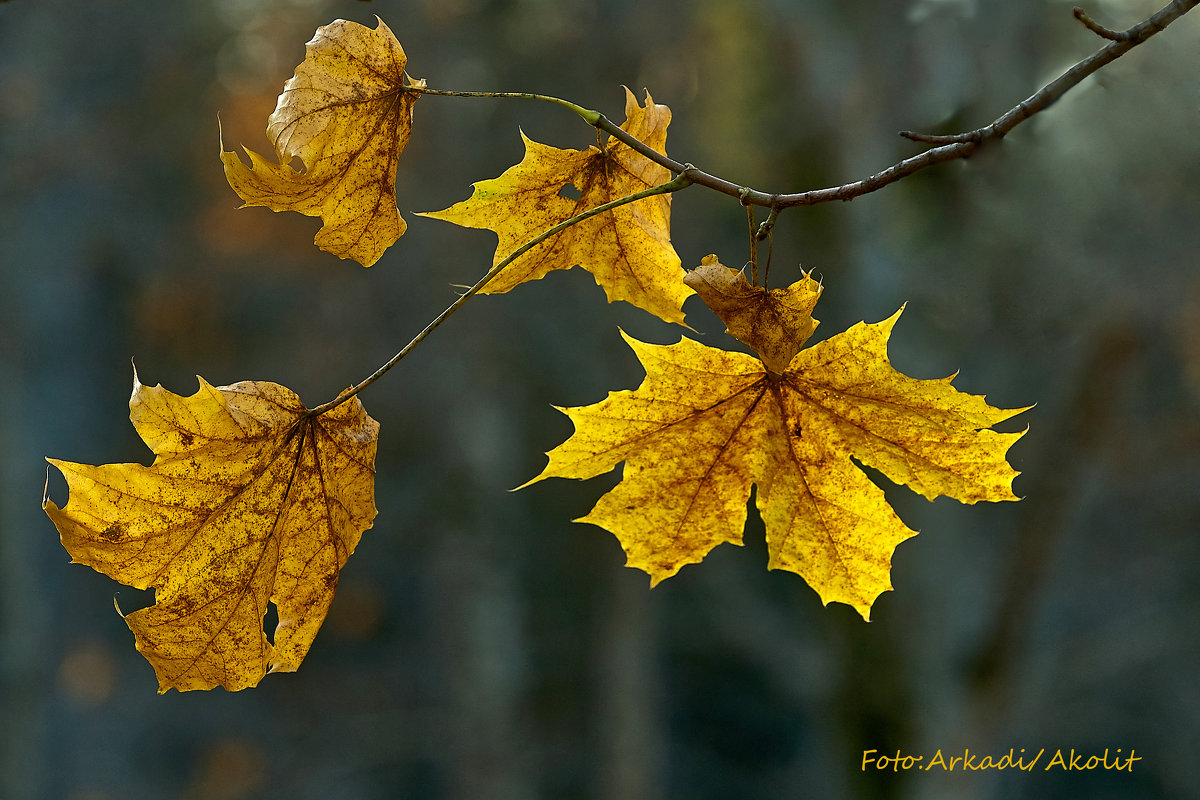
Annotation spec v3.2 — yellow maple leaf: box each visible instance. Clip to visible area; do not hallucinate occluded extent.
[524,261,1028,619]
[420,88,692,324]
[43,374,379,692]
[220,17,424,267]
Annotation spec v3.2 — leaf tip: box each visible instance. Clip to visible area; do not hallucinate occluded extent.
[41,461,54,509]
[511,472,545,492]
[830,588,888,622]
[638,560,682,589]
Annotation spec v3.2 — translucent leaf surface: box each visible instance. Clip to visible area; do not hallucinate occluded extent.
[220,18,423,266]
[44,374,379,691]
[525,280,1028,619]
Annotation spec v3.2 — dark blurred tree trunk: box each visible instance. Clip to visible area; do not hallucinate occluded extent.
[595,569,665,800]
[433,527,536,800]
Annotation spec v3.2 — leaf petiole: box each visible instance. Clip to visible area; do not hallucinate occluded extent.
[405,86,601,125]
[306,171,693,417]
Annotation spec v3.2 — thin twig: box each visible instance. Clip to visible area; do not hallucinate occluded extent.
[1073,6,1130,41]
[595,0,1196,207]
[306,172,693,417]
[897,130,974,145]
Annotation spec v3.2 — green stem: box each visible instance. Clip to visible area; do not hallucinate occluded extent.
[306,172,693,417]
[407,86,601,125]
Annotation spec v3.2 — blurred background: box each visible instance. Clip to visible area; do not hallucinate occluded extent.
[2,0,1198,798]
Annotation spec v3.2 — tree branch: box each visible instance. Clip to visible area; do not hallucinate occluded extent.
[594,0,1196,209]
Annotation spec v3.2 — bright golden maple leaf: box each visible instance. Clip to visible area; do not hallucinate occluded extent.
[420,88,692,324]
[524,259,1028,619]
[43,374,379,692]
[220,17,424,267]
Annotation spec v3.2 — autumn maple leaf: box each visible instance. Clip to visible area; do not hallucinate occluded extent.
[420,88,692,324]
[220,17,424,267]
[523,258,1028,619]
[43,374,379,692]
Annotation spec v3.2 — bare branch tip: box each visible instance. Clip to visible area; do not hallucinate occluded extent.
[899,129,979,145]
[1073,6,1129,41]
[899,130,939,143]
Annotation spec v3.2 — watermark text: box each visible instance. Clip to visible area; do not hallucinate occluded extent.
[861,748,1141,773]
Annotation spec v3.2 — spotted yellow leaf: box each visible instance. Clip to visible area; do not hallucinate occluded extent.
[524,273,1028,619]
[44,374,379,692]
[421,88,692,324]
[220,17,423,267]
